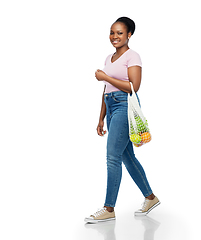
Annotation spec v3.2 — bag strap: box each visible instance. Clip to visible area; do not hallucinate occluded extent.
[128,81,141,113]
[129,81,135,94]
[128,81,147,124]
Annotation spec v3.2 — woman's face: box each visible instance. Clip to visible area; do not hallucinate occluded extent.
[110,22,131,49]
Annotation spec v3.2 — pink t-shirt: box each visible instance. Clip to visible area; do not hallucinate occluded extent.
[103,49,142,93]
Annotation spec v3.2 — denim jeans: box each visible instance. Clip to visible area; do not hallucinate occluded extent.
[104,91,153,207]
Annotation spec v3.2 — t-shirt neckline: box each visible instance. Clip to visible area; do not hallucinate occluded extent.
[110,48,130,64]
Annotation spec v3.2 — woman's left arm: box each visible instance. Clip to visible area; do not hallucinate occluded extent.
[95,66,142,93]
[128,66,142,92]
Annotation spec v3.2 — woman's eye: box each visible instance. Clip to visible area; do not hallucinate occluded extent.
[110,32,123,35]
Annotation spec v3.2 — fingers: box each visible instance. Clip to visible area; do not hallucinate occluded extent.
[97,126,106,136]
[95,70,99,80]
[97,126,103,136]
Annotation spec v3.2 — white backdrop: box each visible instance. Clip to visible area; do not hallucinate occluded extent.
[0,0,201,239]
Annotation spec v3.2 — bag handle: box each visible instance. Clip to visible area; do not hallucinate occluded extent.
[129,81,135,94]
[128,81,141,112]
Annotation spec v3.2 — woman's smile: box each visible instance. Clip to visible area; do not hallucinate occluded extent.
[112,40,120,45]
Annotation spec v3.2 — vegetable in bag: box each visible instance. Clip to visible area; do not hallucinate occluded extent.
[128,82,151,147]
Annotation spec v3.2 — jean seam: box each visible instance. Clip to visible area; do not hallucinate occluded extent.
[105,156,122,207]
[125,147,152,197]
[105,114,128,207]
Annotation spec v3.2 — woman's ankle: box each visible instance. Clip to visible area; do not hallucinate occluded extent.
[146,193,155,200]
[104,206,114,212]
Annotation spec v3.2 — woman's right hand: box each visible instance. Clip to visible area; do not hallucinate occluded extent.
[97,120,107,136]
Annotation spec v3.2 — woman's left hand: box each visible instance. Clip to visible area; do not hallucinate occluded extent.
[95,69,107,81]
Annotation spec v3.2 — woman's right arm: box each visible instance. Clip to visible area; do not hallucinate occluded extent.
[97,86,107,136]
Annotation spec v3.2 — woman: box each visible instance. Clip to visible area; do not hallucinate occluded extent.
[85,17,160,223]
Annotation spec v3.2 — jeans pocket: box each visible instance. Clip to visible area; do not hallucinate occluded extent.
[112,94,127,103]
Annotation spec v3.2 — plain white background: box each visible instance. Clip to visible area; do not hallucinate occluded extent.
[0,0,201,239]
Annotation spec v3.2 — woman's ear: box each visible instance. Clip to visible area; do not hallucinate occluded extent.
[128,32,132,39]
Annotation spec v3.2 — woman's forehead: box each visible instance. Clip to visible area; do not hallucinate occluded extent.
[110,22,127,31]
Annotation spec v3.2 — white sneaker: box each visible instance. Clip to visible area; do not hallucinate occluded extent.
[135,196,161,216]
[84,207,116,223]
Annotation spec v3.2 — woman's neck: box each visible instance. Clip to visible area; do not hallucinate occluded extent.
[115,45,129,56]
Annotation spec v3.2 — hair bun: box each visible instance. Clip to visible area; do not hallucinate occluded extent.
[115,17,135,35]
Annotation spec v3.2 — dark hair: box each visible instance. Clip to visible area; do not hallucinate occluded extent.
[115,17,135,35]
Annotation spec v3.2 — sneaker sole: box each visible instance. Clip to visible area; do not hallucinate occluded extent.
[135,201,161,216]
[84,217,116,224]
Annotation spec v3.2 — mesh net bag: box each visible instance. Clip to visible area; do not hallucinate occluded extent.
[128,82,151,147]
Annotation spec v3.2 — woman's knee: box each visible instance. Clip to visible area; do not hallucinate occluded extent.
[106,154,122,168]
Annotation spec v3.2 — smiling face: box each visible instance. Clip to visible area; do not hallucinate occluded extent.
[110,22,131,49]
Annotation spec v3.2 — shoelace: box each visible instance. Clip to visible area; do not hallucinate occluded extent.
[141,199,150,211]
[92,207,107,217]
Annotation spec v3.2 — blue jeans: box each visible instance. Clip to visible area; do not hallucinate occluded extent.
[104,91,153,207]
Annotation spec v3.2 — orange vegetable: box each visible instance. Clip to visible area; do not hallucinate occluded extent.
[141,132,151,143]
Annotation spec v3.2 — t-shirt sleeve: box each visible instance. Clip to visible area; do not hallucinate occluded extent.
[127,51,142,68]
